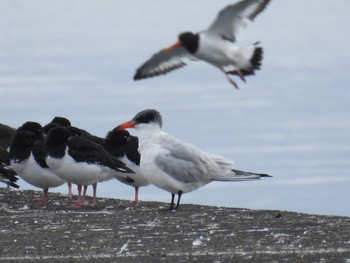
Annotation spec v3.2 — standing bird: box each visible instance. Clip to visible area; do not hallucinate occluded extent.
[134,0,271,89]
[0,123,16,150]
[116,109,271,210]
[43,117,104,201]
[0,146,19,189]
[10,130,65,206]
[44,127,135,208]
[0,123,18,188]
[104,129,149,206]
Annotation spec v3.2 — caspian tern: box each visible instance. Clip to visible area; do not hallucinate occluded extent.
[134,0,272,88]
[116,109,271,210]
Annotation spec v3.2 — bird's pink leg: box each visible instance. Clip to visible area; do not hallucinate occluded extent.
[236,70,246,83]
[132,187,139,206]
[67,182,73,202]
[81,185,88,205]
[220,67,240,89]
[89,183,97,206]
[69,185,83,209]
[41,188,49,206]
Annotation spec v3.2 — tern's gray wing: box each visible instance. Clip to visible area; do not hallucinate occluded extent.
[155,141,216,184]
[134,46,195,80]
[206,0,271,42]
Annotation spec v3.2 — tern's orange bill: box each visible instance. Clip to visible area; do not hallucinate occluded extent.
[115,121,136,131]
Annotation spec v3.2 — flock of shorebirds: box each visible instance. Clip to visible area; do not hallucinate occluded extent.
[1,0,273,210]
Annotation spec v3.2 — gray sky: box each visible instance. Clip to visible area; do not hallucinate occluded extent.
[1,1,349,216]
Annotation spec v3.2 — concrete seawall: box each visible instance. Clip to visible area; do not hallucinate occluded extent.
[0,189,349,262]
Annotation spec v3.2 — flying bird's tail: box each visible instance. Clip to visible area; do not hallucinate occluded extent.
[227,46,263,77]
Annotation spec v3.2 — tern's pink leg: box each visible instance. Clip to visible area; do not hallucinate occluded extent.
[132,187,139,206]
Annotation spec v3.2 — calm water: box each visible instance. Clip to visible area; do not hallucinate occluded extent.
[1,1,349,216]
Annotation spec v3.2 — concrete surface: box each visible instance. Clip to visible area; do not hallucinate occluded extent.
[0,188,349,262]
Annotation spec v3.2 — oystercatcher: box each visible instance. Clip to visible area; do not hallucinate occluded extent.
[0,146,19,189]
[134,0,271,88]
[104,129,149,205]
[44,127,134,208]
[10,129,65,206]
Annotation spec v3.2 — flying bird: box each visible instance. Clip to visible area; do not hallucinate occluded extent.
[116,109,271,210]
[134,0,271,88]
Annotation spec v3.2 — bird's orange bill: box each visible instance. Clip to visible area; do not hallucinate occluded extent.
[115,121,136,130]
[163,41,181,52]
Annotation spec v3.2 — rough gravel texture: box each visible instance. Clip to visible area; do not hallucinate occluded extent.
[0,188,349,262]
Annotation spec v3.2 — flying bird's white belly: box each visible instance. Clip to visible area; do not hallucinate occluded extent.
[195,33,251,70]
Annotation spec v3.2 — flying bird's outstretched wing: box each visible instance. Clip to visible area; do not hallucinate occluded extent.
[207,0,271,42]
[134,46,196,80]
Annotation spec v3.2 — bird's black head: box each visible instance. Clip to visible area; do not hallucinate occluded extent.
[179,32,199,54]
[106,130,130,145]
[12,131,37,149]
[132,109,163,128]
[50,116,71,127]
[67,126,82,137]
[43,122,59,136]
[46,127,71,144]
[18,122,43,140]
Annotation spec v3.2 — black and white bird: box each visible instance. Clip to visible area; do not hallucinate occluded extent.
[17,121,44,140]
[0,123,16,150]
[44,127,134,208]
[43,117,104,201]
[10,129,66,206]
[134,0,271,88]
[104,129,149,205]
[0,146,19,189]
[116,109,271,210]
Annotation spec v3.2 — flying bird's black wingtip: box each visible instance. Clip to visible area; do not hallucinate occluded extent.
[133,72,142,81]
[133,67,149,81]
[249,0,272,21]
